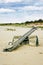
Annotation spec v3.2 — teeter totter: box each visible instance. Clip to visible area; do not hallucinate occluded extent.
[3,26,39,52]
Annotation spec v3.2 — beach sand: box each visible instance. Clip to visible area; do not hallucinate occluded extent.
[0,26,43,65]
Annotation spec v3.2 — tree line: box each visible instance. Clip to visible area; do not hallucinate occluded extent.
[0,19,43,25]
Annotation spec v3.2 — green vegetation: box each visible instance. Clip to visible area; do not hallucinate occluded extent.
[13,35,36,39]
[6,28,16,31]
[25,19,43,23]
[0,19,43,28]
[13,36,22,39]
[29,36,36,39]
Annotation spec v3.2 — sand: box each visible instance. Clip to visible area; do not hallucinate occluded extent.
[0,26,43,65]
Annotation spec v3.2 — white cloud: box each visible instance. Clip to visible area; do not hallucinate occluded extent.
[0,0,22,3]
[39,0,43,2]
[0,8,15,13]
[0,11,43,23]
[17,14,43,23]
[19,6,43,11]
[23,0,33,3]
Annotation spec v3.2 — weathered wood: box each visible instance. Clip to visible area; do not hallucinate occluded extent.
[36,36,39,46]
[3,27,37,52]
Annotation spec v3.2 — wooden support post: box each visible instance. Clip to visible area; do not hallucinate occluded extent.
[36,36,39,46]
[23,37,29,44]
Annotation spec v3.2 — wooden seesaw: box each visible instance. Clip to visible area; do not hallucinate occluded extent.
[3,26,39,52]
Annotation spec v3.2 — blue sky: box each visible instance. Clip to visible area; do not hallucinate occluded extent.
[0,0,43,23]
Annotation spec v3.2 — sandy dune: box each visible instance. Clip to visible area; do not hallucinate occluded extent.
[0,26,43,65]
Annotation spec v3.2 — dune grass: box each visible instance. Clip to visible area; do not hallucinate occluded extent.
[6,28,16,31]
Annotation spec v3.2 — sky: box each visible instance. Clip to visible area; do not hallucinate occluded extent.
[0,0,43,23]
